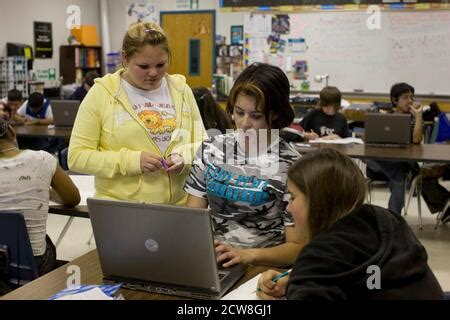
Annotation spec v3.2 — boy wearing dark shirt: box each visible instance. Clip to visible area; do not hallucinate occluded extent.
[301,86,349,141]
[366,83,423,215]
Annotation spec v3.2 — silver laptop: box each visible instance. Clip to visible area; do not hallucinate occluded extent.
[51,100,80,127]
[364,113,412,147]
[87,198,247,300]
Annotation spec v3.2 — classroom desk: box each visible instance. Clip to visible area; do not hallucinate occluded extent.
[14,125,72,138]
[49,205,89,218]
[49,174,93,218]
[1,250,266,300]
[294,143,450,163]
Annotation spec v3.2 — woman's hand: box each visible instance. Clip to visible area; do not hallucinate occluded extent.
[215,240,255,268]
[140,151,163,174]
[166,153,184,175]
[256,270,289,300]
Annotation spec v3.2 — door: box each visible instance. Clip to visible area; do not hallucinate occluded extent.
[160,11,215,88]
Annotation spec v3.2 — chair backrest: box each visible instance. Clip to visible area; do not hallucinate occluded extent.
[435,112,450,143]
[0,211,38,286]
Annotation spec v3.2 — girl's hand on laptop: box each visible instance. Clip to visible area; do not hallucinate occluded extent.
[215,240,255,268]
[140,151,163,174]
[166,153,184,175]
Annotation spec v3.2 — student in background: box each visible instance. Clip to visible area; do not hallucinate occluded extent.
[301,86,349,141]
[192,86,233,136]
[68,22,206,204]
[16,92,53,126]
[0,119,80,293]
[366,83,423,214]
[257,149,443,300]
[69,71,100,102]
[185,63,304,269]
[0,89,25,125]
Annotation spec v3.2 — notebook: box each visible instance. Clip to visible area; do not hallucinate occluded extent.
[87,198,247,300]
[364,113,412,147]
[51,100,80,127]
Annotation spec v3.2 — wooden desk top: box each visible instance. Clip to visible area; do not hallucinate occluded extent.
[49,205,89,218]
[294,143,450,163]
[14,125,72,138]
[1,250,267,300]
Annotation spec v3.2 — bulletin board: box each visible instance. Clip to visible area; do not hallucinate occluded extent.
[243,10,450,95]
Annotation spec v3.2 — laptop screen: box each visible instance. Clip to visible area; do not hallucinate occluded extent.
[51,100,80,127]
[87,198,223,291]
[364,113,412,145]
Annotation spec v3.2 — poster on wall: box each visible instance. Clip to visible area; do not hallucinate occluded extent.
[34,21,53,59]
[126,0,157,27]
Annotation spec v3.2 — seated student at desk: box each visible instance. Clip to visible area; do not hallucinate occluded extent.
[69,71,99,102]
[257,149,443,300]
[16,92,53,126]
[300,86,349,141]
[0,119,80,294]
[185,63,304,269]
[365,83,423,215]
[15,92,63,152]
[0,89,25,125]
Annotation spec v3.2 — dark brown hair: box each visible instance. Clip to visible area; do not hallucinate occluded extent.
[288,148,366,239]
[226,63,294,129]
[122,22,172,62]
[192,87,233,134]
[319,86,341,110]
[84,71,100,87]
[390,82,415,107]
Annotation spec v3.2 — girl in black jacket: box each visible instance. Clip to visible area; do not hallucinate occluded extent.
[257,149,443,300]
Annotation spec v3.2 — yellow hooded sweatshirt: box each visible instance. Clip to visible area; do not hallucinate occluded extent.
[68,69,206,204]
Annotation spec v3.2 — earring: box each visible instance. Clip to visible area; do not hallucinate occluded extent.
[231,114,235,121]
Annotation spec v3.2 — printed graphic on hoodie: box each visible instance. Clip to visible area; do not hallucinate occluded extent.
[185,133,300,248]
[123,78,176,154]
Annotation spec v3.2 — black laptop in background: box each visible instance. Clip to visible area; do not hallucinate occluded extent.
[364,113,412,147]
[51,100,80,127]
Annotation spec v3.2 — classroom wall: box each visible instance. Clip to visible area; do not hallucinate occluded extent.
[0,0,101,79]
[107,0,244,52]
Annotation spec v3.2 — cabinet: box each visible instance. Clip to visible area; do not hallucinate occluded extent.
[0,56,29,98]
[60,45,102,85]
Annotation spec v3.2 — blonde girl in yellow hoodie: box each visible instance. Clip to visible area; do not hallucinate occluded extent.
[68,22,206,204]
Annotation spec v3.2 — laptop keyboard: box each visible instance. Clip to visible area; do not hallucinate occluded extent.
[218,271,229,281]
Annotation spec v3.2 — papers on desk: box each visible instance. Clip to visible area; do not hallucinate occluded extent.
[55,287,113,300]
[222,273,288,300]
[222,273,262,300]
[309,137,364,145]
[49,284,122,300]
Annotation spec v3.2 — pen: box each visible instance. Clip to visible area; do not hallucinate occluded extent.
[271,270,290,282]
[161,159,169,172]
[255,270,290,293]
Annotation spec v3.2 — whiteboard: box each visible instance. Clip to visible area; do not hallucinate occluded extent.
[244,11,450,95]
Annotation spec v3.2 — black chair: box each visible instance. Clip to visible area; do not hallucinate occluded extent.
[0,211,38,291]
[58,147,69,171]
